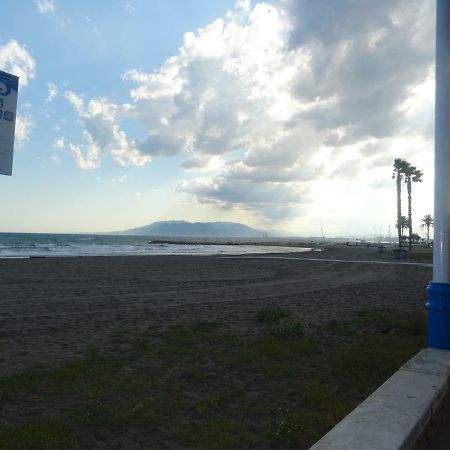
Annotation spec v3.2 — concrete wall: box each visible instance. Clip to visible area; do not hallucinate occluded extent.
[309,348,450,450]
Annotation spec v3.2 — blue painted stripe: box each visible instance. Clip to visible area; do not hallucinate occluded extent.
[427,282,450,349]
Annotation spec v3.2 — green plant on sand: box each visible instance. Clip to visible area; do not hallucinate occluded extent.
[0,311,426,450]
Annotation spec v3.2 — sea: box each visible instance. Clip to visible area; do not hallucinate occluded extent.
[0,233,312,258]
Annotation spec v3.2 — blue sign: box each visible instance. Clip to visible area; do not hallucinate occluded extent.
[0,71,19,97]
[0,70,19,176]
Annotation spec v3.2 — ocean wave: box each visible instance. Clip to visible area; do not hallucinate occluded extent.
[0,233,311,258]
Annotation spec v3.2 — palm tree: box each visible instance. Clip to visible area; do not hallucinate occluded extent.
[421,214,434,244]
[403,163,423,250]
[397,215,408,242]
[393,159,408,248]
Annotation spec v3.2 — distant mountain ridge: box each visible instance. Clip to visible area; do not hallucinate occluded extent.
[120,220,265,237]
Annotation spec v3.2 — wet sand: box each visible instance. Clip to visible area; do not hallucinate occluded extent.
[0,245,432,374]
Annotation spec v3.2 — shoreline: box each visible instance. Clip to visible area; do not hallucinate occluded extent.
[0,242,314,259]
[0,244,429,262]
[0,248,312,260]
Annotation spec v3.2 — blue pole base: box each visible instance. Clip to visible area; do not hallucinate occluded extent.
[426,282,450,350]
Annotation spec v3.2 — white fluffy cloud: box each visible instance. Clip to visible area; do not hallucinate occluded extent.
[69,142,99,170]
[0,40,36,86]
[64,91,150,169]
[62,0,434,221]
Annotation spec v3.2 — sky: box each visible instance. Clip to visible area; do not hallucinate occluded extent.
[0,0,436,237]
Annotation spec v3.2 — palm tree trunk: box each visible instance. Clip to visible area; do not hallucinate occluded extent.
[397,174,402,249]
[407,178,412,250]
[427,224,430,244]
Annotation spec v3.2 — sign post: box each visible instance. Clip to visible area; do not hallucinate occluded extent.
[0,70,19,176]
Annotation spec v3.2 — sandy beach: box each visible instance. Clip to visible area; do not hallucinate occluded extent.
[0,245,432,375]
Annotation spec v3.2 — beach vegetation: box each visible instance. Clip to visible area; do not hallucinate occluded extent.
[266,319,306,338]
[0,310,426,449]
[403,163,423,250]
[336,309,426,338]
[268,407,304,446]
[392,159,424,250]
[393,158,408,248]
[257,305,290,323]
[396,215,408,244]
[421,214,434,244]
[409,246,433,261]
[0,420,74,450]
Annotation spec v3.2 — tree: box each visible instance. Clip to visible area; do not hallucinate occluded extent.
[397,215,408,242]
[393,159,408,248]
[421,214,434,244]
[403,163,423,250]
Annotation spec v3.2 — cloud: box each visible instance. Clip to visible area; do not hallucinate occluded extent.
[69,142,99,170]
[177,175,309,219]
[82,15,100,35]
[59,17,71,28]
[125,3,136,15]
[64,91,150,169]
[52,137,65,149]
[15,114,33,147]
[36,0,55,14]
[50,137,64,162]
[181,154,225,172]
[284,0,434,142]
[64,91,83,112]
[61,0,434,220]
[0,40,36,86]
[46,82,58,102]
[112,174,128,184]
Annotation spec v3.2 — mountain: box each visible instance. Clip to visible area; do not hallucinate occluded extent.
[119,220,265,237]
